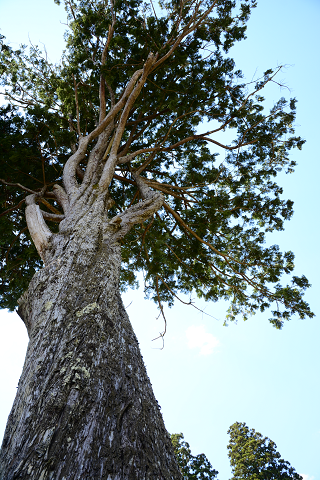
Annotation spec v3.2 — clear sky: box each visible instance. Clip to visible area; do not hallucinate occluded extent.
[0,1,319,479]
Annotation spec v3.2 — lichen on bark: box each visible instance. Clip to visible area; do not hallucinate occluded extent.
[0,197,181,479]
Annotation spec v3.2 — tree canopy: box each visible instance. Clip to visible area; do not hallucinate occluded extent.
[227,422,303,480]
[171,433,218,479]
[0,0,313,328]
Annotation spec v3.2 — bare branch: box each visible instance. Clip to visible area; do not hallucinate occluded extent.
[162,202,279,302]
[134,150,159,176]
[117,146,159,164]
[99,75,107,123]
[99,54,158,191]
[0,178,37,195]
[87,68,143,144]
[117,112,146,157]
[151,275,167,348]
[146,180,198,203]
[156,271,215,318]
[40,210,65,222]
[77,123,115,195]
[132,171,155,199]
[113,173,135,186]
[39,198,62,216]
[100,14,116,122]
[107,190,164,243]
[62,136,89,198]
[163,201,235,261]
[0,198,26,218]
[63,67,145,197]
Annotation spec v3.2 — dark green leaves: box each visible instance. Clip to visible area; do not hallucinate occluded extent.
[0,105,67,309]
[227,422,303,480]
[0,0,313,327]
[171,433,219,480]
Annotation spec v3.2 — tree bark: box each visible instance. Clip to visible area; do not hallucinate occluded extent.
[0,200,182,479]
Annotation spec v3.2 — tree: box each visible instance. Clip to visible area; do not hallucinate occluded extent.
[171,433,218,479]
[0,0,313,477]
[227,422,303,480]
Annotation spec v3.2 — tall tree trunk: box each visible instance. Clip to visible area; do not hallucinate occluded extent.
[0,203,182,479]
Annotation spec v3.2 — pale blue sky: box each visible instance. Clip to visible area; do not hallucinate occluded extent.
[0,1,319,479]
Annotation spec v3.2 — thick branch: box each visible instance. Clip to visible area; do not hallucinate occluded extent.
[104,169,163,241]
[80,123,114,193]
[107,191,164,243]
[40,210,65,222]
[62,136,88,198]
[25,194,53,263]
[131,173,152,199]
[39,198,62,216]
[99,53,158,192]
[100,16,116,122]
[52,184,70,214]
[63,69,144,197]
[87,69,143,144]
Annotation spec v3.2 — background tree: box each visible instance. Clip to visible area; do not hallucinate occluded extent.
[227,422,303,480]
[171,433,219,479]
[0,0,314,478]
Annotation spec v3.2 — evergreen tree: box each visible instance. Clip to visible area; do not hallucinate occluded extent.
[227,422,303,480]
[0,0,313,477]
[171,433,219,479]
[0,0,312,327]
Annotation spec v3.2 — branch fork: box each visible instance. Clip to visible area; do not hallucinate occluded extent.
[107,172,163,242]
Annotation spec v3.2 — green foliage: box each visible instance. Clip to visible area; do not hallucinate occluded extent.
[0,105,57,309]
[227,422,303,480]
[171,433,218,479]
[0,0,314,327]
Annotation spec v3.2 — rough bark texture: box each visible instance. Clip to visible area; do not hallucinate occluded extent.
[0,197,182,479]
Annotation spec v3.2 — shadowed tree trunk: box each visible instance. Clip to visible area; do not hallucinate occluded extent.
[0,192,182,479]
